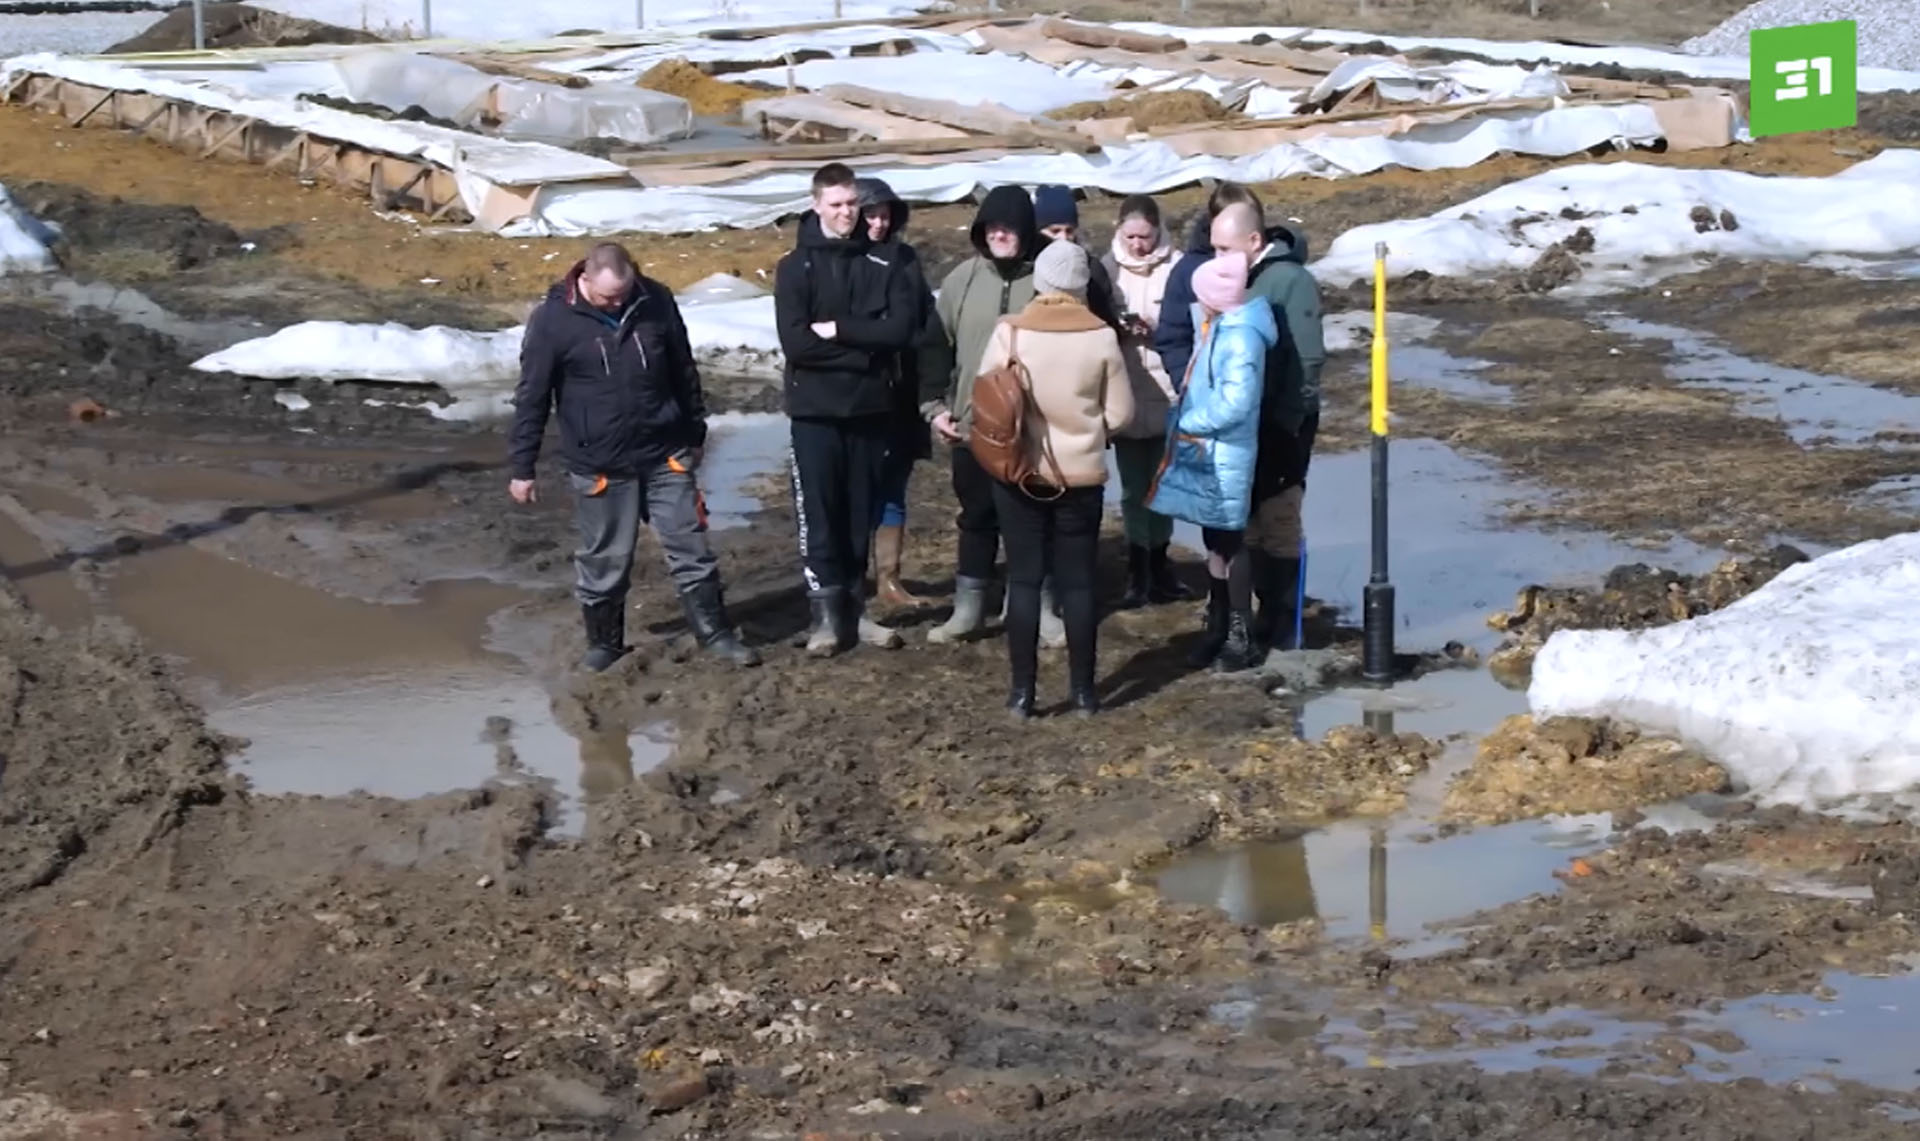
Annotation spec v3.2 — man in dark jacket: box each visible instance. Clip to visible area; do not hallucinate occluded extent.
[854,176,950,610]
[1211,198,1327,654]
[509,242,759,673]
[1155,182,1263,389]
[774,162,923,657]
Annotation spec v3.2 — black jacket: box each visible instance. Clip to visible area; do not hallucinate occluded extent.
[773,210,921,420]
[1153,212,1216,390]
[509,263,707,480]
[856,178,950,458]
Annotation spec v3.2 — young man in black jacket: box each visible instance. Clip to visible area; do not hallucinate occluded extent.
[774,162,922,657]
[509,242,759,673]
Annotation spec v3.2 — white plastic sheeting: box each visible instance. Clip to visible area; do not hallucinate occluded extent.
[1312,149,1920,289]
[549,26,977,76]
[503,100,1671,236]
[1112,21,1920,93]
[0,183,58,274]
[1306,57,1567,106]
[1530,533,1920,809]
[335,51,694,144]
[251,0,926,41]
[730,53,1113,116]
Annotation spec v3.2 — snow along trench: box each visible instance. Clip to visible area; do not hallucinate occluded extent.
[1530,532,1920,810]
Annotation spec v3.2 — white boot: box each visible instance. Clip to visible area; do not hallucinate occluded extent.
[1039,580,1066,650]
[927,575,988,645]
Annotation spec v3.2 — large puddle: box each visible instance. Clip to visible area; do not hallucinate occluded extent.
[1603,315,1920,446]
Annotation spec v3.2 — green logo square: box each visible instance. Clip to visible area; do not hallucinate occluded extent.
[1749,20,1857,137]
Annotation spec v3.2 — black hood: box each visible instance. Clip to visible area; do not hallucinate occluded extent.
[1263,222,1310,264]
[795,209,870,254]
[855,176,910,239]
[969,185,1040,274]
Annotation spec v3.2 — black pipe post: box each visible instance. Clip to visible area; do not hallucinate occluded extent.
[1362,240,1396,683]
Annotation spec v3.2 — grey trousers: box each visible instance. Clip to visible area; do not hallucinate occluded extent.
[571,458,719,607]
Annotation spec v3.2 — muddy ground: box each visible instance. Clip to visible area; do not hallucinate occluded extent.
[1,85,1919,1139]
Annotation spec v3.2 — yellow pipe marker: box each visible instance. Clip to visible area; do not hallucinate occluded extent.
[1370,241,1389,437]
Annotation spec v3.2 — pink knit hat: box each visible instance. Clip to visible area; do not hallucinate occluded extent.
[1192,251,1249,314]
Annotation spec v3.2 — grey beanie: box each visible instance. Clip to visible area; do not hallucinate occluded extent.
[1033,237,1091,299]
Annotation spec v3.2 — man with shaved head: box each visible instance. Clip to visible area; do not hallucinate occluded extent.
[510,241,760,673]
[1209,194,1326,654]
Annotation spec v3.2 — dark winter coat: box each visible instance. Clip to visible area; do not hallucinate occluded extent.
[855,177,949,459]
[1152,213,1216,391]
[509,262,707,481]
[773,209,921,421]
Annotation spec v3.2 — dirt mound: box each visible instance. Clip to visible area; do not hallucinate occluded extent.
[1485,546,1809,686]
[1049,89,1233,128]
[106,1,382,52]
[0,588,231,902]
[637,58,765,116]
[1443,715,1730,826]
[13,181,289,273]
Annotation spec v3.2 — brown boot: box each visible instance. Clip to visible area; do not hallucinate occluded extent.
[874,524,925,607]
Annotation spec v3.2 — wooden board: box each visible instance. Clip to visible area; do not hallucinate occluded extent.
[817,82,1082,145]
[1037,17,1185,55]
[448,53,592,88]
[612,130,1092,167]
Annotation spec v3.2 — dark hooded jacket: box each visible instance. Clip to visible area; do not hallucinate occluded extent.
[773,207,921,421]
[1153,212,1217,390]
[927,185,1042,428]
[856,177,948,458]
[510,262,707,481]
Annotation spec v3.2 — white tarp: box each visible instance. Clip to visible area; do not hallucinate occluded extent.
[504,100,1671,236]
[1312,149,1920,289]
[335,51,695,144]
[1112,21,1920,93]
[550,26,976,76]
[251,0,927,41]
[1530,532,1920,808]
[1306,57,1568,106]
[730,52,1114,116]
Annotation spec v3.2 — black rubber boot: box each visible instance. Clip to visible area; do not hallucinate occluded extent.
[1186,578,1231,669]
[1148,544,1196,603]
[805,589,846,658]
[580,600,628,673]
[1248,549,1275,650]
[680,579,761,667]
[1006,581,1040,721]
[1214,609,1260,673]
[1117,545,1151,610]
[1261,556,1304,652]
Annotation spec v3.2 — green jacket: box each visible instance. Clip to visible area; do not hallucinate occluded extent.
[927,254,1035,429]
[1246,223,1326,434]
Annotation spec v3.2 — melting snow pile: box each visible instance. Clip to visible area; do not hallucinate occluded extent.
[1529,533,1920,808]
[1312,149,1920,289]
[190,274,779,421]
[0,183,58,274]
[1682,0,1920,71]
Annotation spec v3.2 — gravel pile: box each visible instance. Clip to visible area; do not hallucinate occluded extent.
[1682,0,1920,70]
[0,10,165,53]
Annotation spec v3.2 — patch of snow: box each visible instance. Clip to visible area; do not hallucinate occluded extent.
[187,275,781,421]
[1529,532,1920,808]
[273,390,311,411]
[1312,150,1920,291]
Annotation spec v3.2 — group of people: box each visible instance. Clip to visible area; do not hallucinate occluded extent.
[507,163,1325,719]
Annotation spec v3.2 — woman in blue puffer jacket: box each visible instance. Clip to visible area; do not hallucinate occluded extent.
[1148,251,1277,672]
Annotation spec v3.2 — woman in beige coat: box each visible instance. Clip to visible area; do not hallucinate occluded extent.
[975,239,1133,719]
[1101,194,1194,609]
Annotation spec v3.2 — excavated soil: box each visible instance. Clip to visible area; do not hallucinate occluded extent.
[1049,89,1234,127]
[2,66,1920,1139]
[636,58,769,116]
[1443,715,1730,826]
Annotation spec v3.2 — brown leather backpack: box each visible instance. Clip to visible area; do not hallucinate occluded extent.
[969,327,1066,500]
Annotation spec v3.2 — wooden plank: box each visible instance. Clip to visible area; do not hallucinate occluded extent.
[199,114,254,158]
[70,89,114,127]
[1198,40,1352,75]
[449,52,592,89]
[1144,91,1634,137]
[612,130,1086,167]
[129,101,170,137]
[1038,16,1185,54]
[818,82,1079,143]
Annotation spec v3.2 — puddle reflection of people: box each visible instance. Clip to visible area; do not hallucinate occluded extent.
[507,242,761,673]
[1203,838,1320,928]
